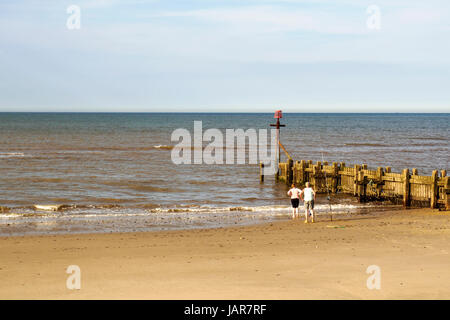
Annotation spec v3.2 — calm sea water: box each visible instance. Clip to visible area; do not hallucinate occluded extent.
[0,113,448,235]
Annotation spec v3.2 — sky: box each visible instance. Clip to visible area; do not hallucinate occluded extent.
[0,0,449,112]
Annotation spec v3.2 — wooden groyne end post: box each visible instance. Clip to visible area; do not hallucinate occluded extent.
[444,176,450,211]
[270,110,285,181]
[402,168,410,207]
[430,170,438,209]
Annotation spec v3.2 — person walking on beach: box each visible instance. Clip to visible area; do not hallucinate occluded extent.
[287,184,302,219]
[300,182,316,223]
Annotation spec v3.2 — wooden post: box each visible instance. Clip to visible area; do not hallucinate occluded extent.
[376,167,383,180]
[285,163,289,182]
[358,171,366,201]
[332,162,338,193]
[402,168,410,208]
[287,158,294,185]
[315,161,322,191]
[357,170,365,202]
[300,160,306,185]
[353,164,361,196]
[444,177,450,211]
[293,161,299,184]
[442,170,448,209]
[385,166,391,173]
[312,164,319,190]
[339,162,345,192]
[307,160,313,184]
[362,164,368,170]
[376,167,384,198]
[259,162,264,183]
[430,170,438,209]
[412,168,418,176]
[270,112,285,180]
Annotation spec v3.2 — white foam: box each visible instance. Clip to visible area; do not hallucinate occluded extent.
[0,214,21,219]
[0,152,26,158]
[148,203,369,215]
[34,204,63,211]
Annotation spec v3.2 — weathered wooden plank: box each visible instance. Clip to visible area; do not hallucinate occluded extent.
[382,176,403,183]
[411,183,431,201]
[338,171,354,176]
[410,178,433,184]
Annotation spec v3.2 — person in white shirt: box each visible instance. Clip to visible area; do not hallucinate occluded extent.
[300,182,316,223]
[287,183,302,219]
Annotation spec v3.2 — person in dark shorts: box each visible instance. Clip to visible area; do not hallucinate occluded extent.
[287,183,302,219]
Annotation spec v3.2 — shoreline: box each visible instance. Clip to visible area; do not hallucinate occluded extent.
[0,200,403,237]
[0,207,392,238]
[0,208,449,299]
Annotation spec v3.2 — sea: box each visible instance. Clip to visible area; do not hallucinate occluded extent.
[0,113,448,236]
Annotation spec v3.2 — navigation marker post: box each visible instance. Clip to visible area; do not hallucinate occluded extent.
[270,110,285,181]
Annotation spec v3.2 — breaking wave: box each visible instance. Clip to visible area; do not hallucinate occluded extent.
[0,152,27,158]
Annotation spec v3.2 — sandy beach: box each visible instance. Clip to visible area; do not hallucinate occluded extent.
[0,208,449,299]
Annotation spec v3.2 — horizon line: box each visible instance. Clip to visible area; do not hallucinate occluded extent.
[0,111,449,114]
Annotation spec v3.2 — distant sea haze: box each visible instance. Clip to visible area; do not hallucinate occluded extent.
[0,113,448,235]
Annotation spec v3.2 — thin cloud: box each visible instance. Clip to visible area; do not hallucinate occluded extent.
[155,6,368,35]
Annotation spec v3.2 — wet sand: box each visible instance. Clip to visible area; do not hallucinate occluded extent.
[0,208,449,299]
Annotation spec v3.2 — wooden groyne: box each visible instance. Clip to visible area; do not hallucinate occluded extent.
[275,159,449,210]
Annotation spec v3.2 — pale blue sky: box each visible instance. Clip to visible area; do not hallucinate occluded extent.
[0,0,449,112]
